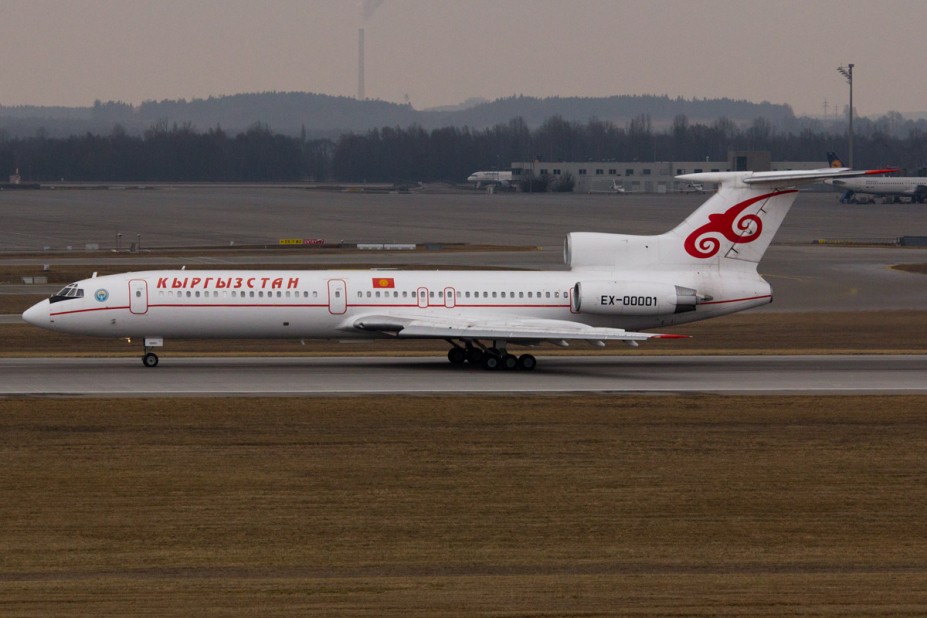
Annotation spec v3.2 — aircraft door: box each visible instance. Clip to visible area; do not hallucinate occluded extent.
[417,287,429,309]
[444,287,456,308]
[327,279,347,314]
[129,279,148,315]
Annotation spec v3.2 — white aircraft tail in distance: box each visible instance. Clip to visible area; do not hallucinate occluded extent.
[23,166,893,370]
[588,179,626,194]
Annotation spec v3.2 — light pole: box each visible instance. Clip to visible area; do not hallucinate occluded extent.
[837,64,854,167]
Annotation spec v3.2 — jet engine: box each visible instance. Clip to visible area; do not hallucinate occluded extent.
[572,281,698,315]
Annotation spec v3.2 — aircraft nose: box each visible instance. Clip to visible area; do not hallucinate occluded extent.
[22,300,50,326]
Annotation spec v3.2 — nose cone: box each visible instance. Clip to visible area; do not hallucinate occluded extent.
[22,299,50,327]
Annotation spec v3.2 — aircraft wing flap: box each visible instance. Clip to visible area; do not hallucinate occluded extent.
[352,314,686,343]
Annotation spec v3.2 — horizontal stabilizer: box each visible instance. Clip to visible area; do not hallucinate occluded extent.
[678,167,899,189]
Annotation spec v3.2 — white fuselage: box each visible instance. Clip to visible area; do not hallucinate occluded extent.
[826,176,927,200]
[467,171,513,186]
[23,268,771,341]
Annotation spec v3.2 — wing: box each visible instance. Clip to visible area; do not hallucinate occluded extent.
[348,313,687,346]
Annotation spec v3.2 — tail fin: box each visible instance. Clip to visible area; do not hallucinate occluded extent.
[665,176,798,265]
[566,167,898,272]
[827,152,844,168]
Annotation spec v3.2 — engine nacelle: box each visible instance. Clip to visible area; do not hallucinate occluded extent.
[572,281,698,315]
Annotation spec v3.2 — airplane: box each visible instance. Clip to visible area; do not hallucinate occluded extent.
[467,170,513,189]
[22,166,893,371]
[678,182,705,194]
[824,152,926,203]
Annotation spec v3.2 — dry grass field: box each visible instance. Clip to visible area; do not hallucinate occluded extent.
[2,395,926,616]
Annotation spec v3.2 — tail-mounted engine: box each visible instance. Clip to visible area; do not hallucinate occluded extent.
[572,281,699,315]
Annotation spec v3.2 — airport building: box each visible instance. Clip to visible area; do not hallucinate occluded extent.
[511,151,824,193]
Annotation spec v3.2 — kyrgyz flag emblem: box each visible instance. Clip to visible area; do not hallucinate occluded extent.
[372,277,395,288]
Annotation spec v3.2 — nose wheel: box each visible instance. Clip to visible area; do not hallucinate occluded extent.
[140,338,163,368]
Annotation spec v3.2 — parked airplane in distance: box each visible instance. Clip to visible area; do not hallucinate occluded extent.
[467,170,513,188]
[825,152,926,203]
[678,182,706,194]
[23,166,892,370]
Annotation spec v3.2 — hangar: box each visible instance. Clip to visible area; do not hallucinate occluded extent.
[511,151,824,193]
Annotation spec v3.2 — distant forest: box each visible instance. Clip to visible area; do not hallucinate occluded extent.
[0,92,802,139]
[1,92,926,182]
[3,113,926,183]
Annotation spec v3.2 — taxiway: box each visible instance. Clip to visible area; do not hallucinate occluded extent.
[2,355,925,396]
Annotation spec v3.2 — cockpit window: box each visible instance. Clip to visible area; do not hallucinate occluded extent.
[49,283,84,304]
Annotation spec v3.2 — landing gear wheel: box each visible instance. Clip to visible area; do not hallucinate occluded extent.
[142,352,159,368]
[517,354,537,371]
[466,348,484,365]
[501,354,518,370]
[447,347,466,365]
[481,354,501,370]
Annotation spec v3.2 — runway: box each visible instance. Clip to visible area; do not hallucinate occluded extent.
[2,355,926,396]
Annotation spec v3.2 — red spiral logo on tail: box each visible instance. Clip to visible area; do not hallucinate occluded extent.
[684,191,792,259]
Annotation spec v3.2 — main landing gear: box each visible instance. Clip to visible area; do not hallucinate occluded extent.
[446,341,536,371]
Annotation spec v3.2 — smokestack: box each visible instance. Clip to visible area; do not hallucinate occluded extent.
[357,28,365,101]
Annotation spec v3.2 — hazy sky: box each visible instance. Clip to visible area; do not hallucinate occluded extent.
[1,0,925,118]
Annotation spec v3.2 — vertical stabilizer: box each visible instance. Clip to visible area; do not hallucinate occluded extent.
[665,174,799,266]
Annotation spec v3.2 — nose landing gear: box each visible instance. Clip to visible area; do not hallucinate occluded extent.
[140,337,164,368]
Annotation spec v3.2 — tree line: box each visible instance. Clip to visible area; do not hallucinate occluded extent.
[2,114,925,184]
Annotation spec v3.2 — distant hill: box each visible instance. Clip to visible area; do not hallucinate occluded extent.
[0,92,797,139]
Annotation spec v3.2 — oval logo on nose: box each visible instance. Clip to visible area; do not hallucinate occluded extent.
[95,289,109,302]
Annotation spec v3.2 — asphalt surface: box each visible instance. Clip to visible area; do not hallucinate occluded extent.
[2,355,925,396]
